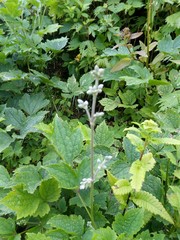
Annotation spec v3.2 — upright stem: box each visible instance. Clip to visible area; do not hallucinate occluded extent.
[146,0,153,67]
[89,87,98,228]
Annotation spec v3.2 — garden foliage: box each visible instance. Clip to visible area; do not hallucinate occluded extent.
[0,0,180,239]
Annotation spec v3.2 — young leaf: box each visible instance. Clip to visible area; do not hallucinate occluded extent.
[37,115,83,164]
[0,186,40,219]
[95,121,114,147]
[131,191,174,224]
[39,178,61,202]
[0,217,16,236]
[48,214,85,236]
[141,153,156,171]
[19,93,49,115]
[112,179,132,196]
[112,208,144,236]
[126,133,144,152]
[130,160,146,191]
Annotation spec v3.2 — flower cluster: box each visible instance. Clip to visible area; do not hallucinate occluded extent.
[80,177,92,190]
[77,99,88,110]
[87,84,103,95]
[91,65,104,79]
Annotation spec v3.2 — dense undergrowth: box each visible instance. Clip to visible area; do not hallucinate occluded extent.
[0,0,180,239]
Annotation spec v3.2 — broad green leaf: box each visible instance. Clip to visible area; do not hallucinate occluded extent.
[0,166,10,187]
[95,121,114,147]
[48,214,84,236]
[0,217,15,236]
[99,98,119,111]
[37,115,83,163]
[142,175,163,201]
[131,191,174,224]
[107,170,118,186]
[110,161,131,179]
[141,153,156,171]
[79,72,94,91]
[152,137,180,145]
[112,208,144,236]
[4,108,26,130]
[19,93,49,115]
[33,199,50,217]
[130,160,146,191]
[92,227,117,240]
[167,186,180,211]
[0,70,26,81]
[123,137,140,163]
[174,169,180,179]
[166,12,180,28]
[10,165,42,193]
[112,179,132,196]
[118,90,136,105]
[40,37,68,52]
[26,233,51,240]
[0,130,13,153]
[38,23,61,35]
[158,35,179,54]
[39,178,61,202]
[0,186,40,219]
[43,163,79,189]
[135,230,165,240]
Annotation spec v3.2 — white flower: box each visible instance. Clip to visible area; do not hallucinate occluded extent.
[91,65,104,79]
[80,178,92,190]
[87,84,104,95]
[93,112,104,118]
[77,99,89,110]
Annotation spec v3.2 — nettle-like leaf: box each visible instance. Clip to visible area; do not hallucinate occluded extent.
[152,137,180,145]
[167,186,180,211]
[0,166,10,187]
[112,179,132,196]
[0,130,13,153]
[92,227,117,240]
[130,160,146,191]
[131,191,174,224]
[0,186,40,219]
[26,233,51,240]
[43,162,79,189]
[99,97,120,111]
[95,121,114,147]
[112,208,144,237]
[10,165,42,193]
[48,214,85,236]
[37,115,83,164]
[39,178,61,202]
[19,93,49,115]
[166,12,180,28]
[157,35,180,55]
[141,153,156,171]
[39,37,68,52]
[0,217,16,236]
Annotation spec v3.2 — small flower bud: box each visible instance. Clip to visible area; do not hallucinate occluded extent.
[93,112,104,118]
[77,99,89,109]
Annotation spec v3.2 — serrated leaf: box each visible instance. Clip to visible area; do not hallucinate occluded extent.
[112,179,132,196]
[39,178,61,202]
[112,208,144,236]
[48,214,84,236]
[0,166,10,187]
[99,98,119,111]
[10,165,42,193]
[95,121,114,147]
[131,191,174,224]
[0,130,13,153]
[0,217,15,236]
[19,93,49,115]
[167,186,180,211]
[38,23,61,35]
[130,160,146,191]
[0,186,40,219]
[152,137,180,145]
[141,153,156,171]
[37,115,83,163]
[123,137,140,163]
[43,162,79,189]
[107,170,118,186]
[33,199,50,217]
[40,37,68,52]
[166,12,180,28]
[4,108,26,130]
[92,227,117,240]
[26,233,51,240]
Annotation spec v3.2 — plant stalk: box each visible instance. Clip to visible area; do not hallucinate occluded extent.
[146,0,153,67]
